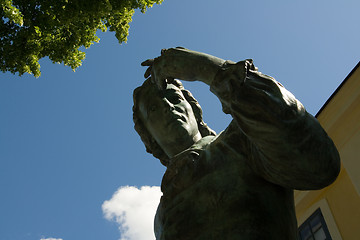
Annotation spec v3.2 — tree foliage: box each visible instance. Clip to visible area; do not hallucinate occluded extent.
[0,0,162,77]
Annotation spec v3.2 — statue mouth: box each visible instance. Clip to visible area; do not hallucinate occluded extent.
[166,113,187,126]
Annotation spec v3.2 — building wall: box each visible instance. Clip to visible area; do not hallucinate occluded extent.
[295,62,360,240]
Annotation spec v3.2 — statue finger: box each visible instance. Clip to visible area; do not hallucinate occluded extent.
[141,59,154,66]
[144,66,152,78]
[148,72,164,90]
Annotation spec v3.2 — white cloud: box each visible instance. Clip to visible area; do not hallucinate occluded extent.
[40,238,63,240]
[102,186,162,240]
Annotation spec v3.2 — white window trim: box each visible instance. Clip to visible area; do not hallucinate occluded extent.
[297,198,342,240]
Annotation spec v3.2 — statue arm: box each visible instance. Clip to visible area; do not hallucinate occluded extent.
[141,47,225,89]
[141,47,340,189]
[210,61,340,190]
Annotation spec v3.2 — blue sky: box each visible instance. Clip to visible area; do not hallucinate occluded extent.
[0,0,359,239]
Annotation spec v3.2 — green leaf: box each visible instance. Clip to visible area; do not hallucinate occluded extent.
[0,0,163,77]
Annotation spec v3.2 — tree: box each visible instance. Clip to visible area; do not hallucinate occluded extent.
[0,0,163,77]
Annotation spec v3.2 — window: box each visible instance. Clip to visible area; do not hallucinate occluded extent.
[298,208,332,240]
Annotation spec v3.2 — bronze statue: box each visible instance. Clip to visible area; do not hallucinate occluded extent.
[133,47,340,239]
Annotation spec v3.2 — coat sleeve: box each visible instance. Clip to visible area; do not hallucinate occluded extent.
[210,60,340,190]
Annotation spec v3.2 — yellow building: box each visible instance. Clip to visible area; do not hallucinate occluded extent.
[295,61,360,240]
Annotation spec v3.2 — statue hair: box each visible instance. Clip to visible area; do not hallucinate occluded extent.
[133,78,216,166]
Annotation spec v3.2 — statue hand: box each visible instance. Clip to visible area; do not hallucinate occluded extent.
[141,47,226,89]
[141,49,170,89]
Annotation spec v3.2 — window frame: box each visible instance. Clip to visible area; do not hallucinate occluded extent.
[298,208,332,240]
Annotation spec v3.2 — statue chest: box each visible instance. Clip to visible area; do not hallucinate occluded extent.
[155,141,297,240]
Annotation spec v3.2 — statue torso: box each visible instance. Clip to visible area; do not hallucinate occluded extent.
[155,126,298,240]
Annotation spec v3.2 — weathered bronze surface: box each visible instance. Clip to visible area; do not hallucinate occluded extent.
[133,48,340,240]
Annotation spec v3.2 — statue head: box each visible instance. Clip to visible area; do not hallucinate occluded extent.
[133,78,216,166]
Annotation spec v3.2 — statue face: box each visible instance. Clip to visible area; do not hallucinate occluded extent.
[138,83,201,157]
